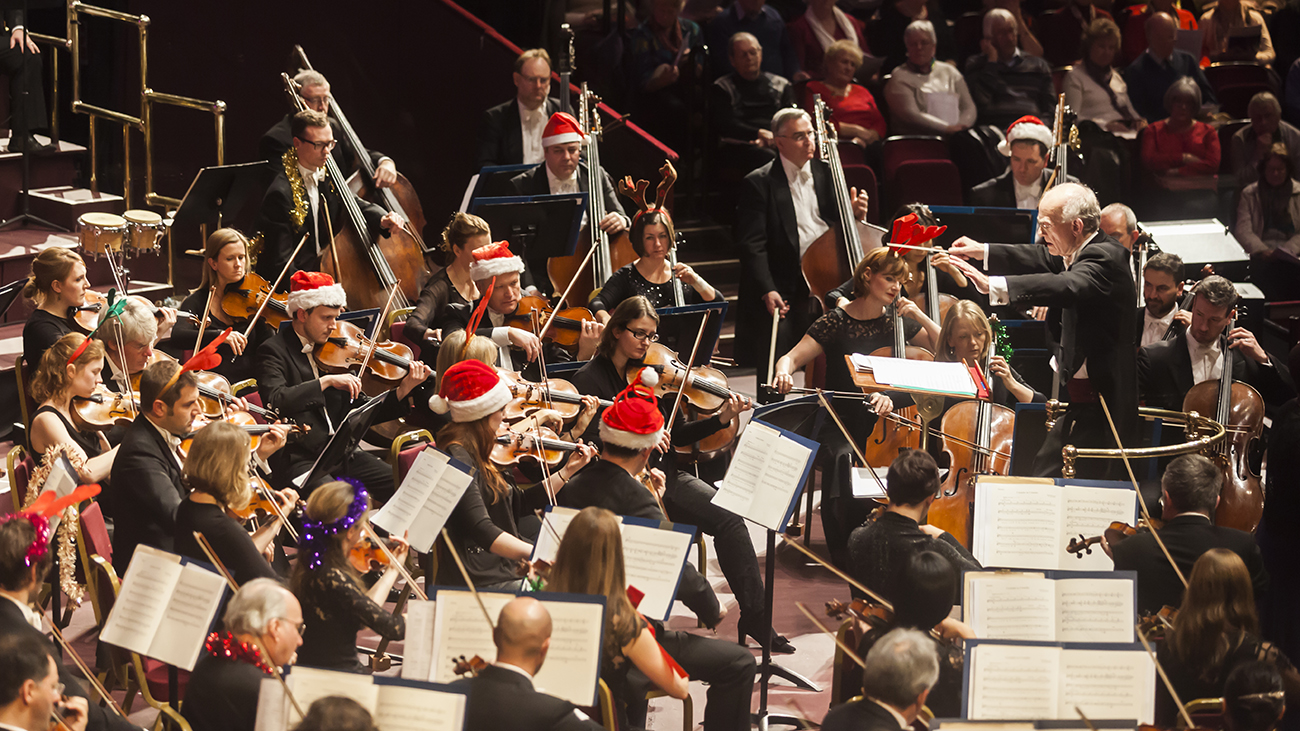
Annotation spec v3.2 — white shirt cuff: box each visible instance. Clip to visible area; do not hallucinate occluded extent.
[989,276,1010,307]
[980,244,990,269]
[376,156,394,168]
[252,453,271,475]
[490,327,512,349]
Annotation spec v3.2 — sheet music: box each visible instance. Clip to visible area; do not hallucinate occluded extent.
[1061,488,1135,572]
[289,667,379,722]
[100,546,183,655]
[530,598,604,707]
[401,600,436,682]
[431,591,513,684]
[373,449,474,554]
[1056,579,1135,643]
[532,507,579,563]
[620,523,694,620]
[925,91,960,126]
[254,677,288,731]
[374,684,466,731]
[965,574,1056,641]
[1058,649,1153,723]
[968,644,1060,719]
[714,421,813,530]
[146,563,227,669]
[861,356,977,396]
[39,455,78,534]
[973,481,1063,569]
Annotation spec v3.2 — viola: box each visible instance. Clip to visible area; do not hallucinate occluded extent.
[499,370,611,423]
[220,272,291,329]
[349,535,394,573]
[71,384,139,431]
[674,403,738,465]
[128,350,179,392]
[505,296,596,354]
[490,424,579,468]
[635,342,750,414]
[313,320,416,383]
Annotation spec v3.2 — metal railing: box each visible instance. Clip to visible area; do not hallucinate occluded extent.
[1060,406,1227,478]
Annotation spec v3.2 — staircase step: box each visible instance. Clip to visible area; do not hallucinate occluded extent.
[0,134,87,222]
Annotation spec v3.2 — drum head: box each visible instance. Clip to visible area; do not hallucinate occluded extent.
[78,212,126,227]
[123,209,162,225]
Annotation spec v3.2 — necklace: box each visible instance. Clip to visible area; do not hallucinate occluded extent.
[204,631,275,675]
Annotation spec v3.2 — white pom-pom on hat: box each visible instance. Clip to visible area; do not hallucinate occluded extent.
[635,366,659,389]
[429,394,450,414]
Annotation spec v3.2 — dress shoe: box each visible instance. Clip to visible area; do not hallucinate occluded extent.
[8,134,54,154]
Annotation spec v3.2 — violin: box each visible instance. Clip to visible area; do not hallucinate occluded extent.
[1066,518,1160,557]
[515,557,553,582]
[71,384,139,431]
[67,290,108,331]
[220,271,291,329]
[313,320,416,384]
[505,296,597,355]
[490,424,580,468]
[826,597,964,669]
[192,370,278,422]
[179,414,309,455]
[635,342,750,414]
[452,654,489,677]
[349,535,395,573]
[128,350,179,392]
[500,370,611,423]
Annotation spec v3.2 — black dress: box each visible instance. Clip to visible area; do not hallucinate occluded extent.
[23,309,83,370]
[165,288,272,384]
[173,500,278,587]
[1157,631,1297,726]
[32,405,102,459]
[438,443,542,588]
[296,565,405,671]
[404,268,470,364]
[589,262,704,314]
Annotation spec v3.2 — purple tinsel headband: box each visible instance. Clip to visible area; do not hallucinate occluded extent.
[297,478,369,571]
[0,513,51,568]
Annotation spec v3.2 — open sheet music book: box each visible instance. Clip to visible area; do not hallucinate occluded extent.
[402,588,605,707]
[962,570,1137,643]
[255,666,467,731]
[964,641,1155,723]
[99,545,227,670]
[370,448,474,553]
[849,354,978,397]
[713,419,817,531]
[532,506,696,620]
[971,477,1137,571]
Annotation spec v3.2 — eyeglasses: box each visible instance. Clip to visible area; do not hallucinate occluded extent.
[518,74,550,85]
[777,132,812,143]
[298,139,336,152]
[52,683,65,697]
[277,617,307,635]
[624,328,659,342]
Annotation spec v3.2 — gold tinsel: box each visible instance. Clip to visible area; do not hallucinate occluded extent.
[23,445,91,607]
[282,146,309,231]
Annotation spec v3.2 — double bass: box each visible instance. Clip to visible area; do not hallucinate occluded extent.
[801,95,866,303]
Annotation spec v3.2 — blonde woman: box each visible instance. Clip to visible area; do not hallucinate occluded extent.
[934,300,1041,406]
[22,247,91,370]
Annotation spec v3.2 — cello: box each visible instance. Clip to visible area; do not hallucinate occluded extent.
[281,73,426,310]
[801,95,867,304]
[1182,309,1265,532]
[860,297,932,465]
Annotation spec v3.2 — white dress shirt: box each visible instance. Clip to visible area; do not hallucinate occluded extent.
[780,154,831,258]
[487,310,515,371]
[546,164,579,195]
[1141,307,1177,347]
[148,416,186,470]
[1188,333,1224,384]
[299,163,322,253]
[296,331,335,434]
[1013,178,1042,209]
[518,100,547,165]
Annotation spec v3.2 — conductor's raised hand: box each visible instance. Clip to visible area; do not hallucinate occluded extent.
[948,256,990,294]
[949,236,987,261]
[850,186,869,221]
[763,290,789,318]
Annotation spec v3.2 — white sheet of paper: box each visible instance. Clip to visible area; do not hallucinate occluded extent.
[374,684,466,731]
[851,467,889,499]
[401,600,436,682]
[1060,487,1135,571]
[965,573,1056,641]
[146,563,226,670]
[973,480,1063,569]
[38,456,78,534]
[530,599,604,707]
[289,667,380,723]
[925,91,961,126]
[100,546,183,656]
[619,523,694,620]
[254,677,288,731]
[1055,578,1135,643]
[968,644,1061,719]
[373,449,474,554]
[431,592,514,684]
[532,507,580,564]
[1058,649,1154,723]
[863,356,976,396]
[714,422,812,530]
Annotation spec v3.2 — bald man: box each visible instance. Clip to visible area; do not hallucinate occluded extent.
[454,597,603,731]
[1123,11,1216,122]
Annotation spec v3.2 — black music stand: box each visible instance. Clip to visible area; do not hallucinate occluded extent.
[292,394,389,491]
[466,163,539,200]
[173,161,278,244]
[471,193,586,262]
[655,302,727,367]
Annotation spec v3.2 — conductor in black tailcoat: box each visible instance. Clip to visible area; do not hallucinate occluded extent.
[822,627,941,731]
[476,48,562,170]
[950,183,1138,478]
[733,107,869,386]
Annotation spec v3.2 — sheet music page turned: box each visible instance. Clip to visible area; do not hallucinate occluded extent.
[374,684,466,731]
[1058,649,1154,723]
[964,573,1055,641]
[973,480,1063,569]
[1055,579,1135,643]
[967,644,1061,719]
[401,600,436,682]
[714,421,813,530]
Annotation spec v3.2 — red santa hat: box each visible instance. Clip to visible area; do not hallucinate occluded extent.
[599,369,665,450]
[468,240,525,282]
[286,270,346,316]
[996,115,1055,157]
[541,111,586,148]
[429,359,513,422]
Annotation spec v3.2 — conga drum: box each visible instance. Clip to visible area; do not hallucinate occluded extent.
[76,213,126,259]
[122,209,165,254]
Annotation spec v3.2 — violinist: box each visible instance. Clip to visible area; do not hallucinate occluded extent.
[106,359,201,575]
[95,296,164,394]
[0,633,89,731]
[548,507,756,731]
[1156,549,1300,727]
[431,359,595,589]
[452,597,605,731]
[259,70,399,189]
[257,271,432,498]
[772,247,940,566]
[734,106,870,385]
[404,212,492,362]
[28,334,117,484]
[821,627,940,731]
[568,298,780,651]
[1109,454,1267,615]
[508,112,630,294]
[168,228,272,382]
[936,301,1042,406]
[1138,274,1295,413]
[20,248,89,374]
[1136,252,1188,348]
[289,479,408,671]
[1224,662,1287,731]
[254,109,404,284]
[173,420,293,587]
[847,450,980,606]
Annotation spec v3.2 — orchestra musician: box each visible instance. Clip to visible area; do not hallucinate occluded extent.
[290,479,408,671]
[257,271,432,497]
[431,358,595,589]
[0,633,88,731]
[475,49,561,170]
[1224,662,1287,731]
[0,9,54,155]
[404,213,492,362]
[259,70,399,188]
[821,628,941,731]
[1138,274,1295,412]
[21,248,89,373]
[935,301,1043,406]
[969,116,1079,209]
[28,334,117,483]
[453,597,604,731]
[548,507,757,731]
[182,579,303,731]
[949,182,1138,479]
[253,109,404,285]
[294,698,378,731]
[173,420,294,586]
[1108,454,1268,614]
[95,295,172,394]
[827,205,973,311]
[773,247,940,567]
[508,112,629,295]
[734,106,870,386]
[168,229,273,383]
[1136,252,1188,348]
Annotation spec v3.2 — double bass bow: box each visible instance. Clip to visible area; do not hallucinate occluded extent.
[801,94,867,303]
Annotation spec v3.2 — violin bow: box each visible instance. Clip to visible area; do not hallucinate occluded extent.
[666,310,710,437]
[1136,624,1195,729]
[192,531,306,720]
[194,286,215,356]
[1074,706,1099,731]
[359,522,428,601]
[780,533,894,610]
[354,281,401,380]
[814,389,887,496]
[250,468,300,542]
[1098,395,1189,589]
[47,624,126,717]
[788,392,1012,459]
[242,232,308,341]
[439,527,497,631]
[549,240,600,311]
[766,308,780,389]
[795,601,866,668]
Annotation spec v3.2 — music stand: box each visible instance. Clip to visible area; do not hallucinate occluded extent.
[463,163,539,202]
[292,395,389,491]
[655,302,727,367]
[0,276,27,318]
[928,206,1039,248]
[471,194,586,262]
[173,161,279,240]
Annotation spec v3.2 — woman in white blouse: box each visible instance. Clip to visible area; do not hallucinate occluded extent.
[1064,18,1146,139]
[884,19,976,136]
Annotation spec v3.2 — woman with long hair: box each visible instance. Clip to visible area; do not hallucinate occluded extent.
[1158,549,1300,724]
[28,333,116,482]
[404,213,493,362]
[290,479,409,671]
[548,507,755,731]
[589,208,716,322]
[21,247,91,371]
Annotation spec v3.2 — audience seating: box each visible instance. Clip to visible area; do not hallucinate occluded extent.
[1204,62,1273,119]
[7,444,30,513]
[841,164,881,225]
[77,502,112,624]
[15,357,34,442]
[892,159,965,207]
[881,135,951,183]
[954,11,985,62]
[1217,119,1250,175]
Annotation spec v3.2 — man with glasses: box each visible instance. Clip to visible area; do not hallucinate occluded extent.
[734,106,870,386]
[260,69,399,188]
[476,48,562,169]
[0,634,86,731]
[182,579,304,731]
[254,109,404,283]
[711,32,795,175]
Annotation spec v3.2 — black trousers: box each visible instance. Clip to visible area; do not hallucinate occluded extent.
[0,42,45,137]
[1031,403,1122,480]
[663,472,766,624]
[624,629,757,731]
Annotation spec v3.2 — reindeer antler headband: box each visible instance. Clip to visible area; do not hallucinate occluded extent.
[617,160,677,227]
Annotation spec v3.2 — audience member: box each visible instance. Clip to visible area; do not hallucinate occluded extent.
[1200,0,1274,66]
[476,49,559,169]
[870,0,957,75]
[1237,142,1300,256]
[707,0,802,80]
[711,32,795,172]
[1039,0,1113,67]
[1140,77,1220,179]
[788,0,870,79]
[1066,18,1145,204]
[821,628,941,731]
[627,0,704,151]
[1120,0,1199,67]
[964,9,1055,130]
[1225,662,1288,731]
[885,20,976,135]
[1233,93,1300,187]
[1124,12,1217,123]
[970,116,1073,208]
[803,40,887,167]
[981,0,1046,58]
